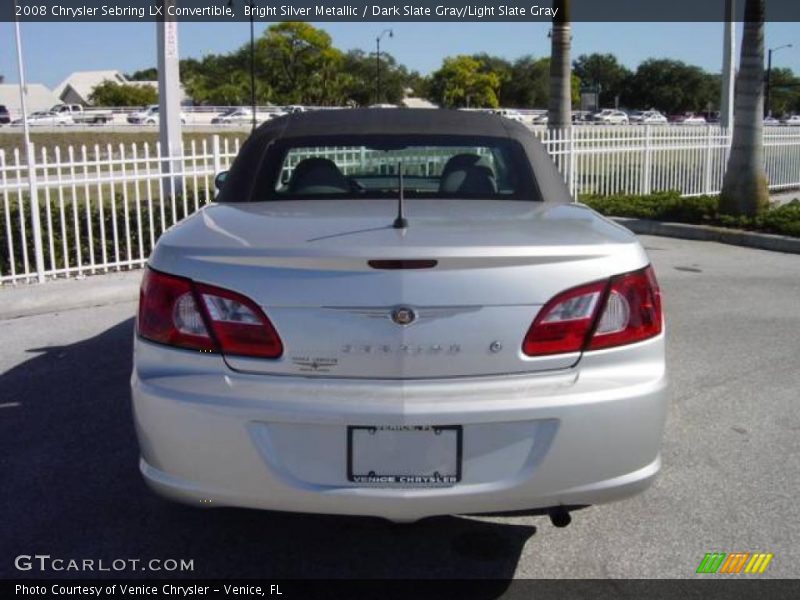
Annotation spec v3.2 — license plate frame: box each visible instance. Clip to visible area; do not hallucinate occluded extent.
[347,425,463,486]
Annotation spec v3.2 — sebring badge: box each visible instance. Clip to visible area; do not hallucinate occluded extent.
[391,307,417,326]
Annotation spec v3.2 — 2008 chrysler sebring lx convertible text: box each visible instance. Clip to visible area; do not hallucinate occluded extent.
[131,109,667,524]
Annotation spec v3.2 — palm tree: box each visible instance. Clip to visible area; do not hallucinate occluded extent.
[548,0,572,129]
[719,0,769,216]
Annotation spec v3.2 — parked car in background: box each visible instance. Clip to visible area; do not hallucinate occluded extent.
[571,111,592,124]
[492,108,526,123]
[132,109,667,524]
[764,116,781,127]
[49,103,113,125]
[0,105,10,125]
[11,111,74,127]
[212,108,287,125]
[128,105,158,124]
[784,115,800,127]
[127,104,187,125]
[267,108,288,119]
[684,114,708,125]
[212,108,255,125]
[670,113,707,125]
[628,110,644,123]
[630,110,668,125]
[592,109,629,124]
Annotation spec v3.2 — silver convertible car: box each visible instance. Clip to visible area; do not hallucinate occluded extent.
[132,109,667,524]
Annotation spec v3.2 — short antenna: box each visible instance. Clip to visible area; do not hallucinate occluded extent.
[393,160,408,229]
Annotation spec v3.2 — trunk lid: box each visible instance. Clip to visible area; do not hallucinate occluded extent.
[150,200,648,378]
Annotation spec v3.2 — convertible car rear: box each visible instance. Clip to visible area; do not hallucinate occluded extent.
[131,109,667,523]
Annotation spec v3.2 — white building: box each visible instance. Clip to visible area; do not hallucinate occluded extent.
[53,70,129,105]
[52,70,188,106]
[0,84,60,117]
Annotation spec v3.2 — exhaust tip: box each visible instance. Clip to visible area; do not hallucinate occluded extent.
[549,508,572,528]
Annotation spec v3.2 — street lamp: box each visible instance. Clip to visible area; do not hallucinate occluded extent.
[249,2,256,132]
[766,43,793,118]
[375,29,393,104]
[13,5,45,283]
[228,0,258,132]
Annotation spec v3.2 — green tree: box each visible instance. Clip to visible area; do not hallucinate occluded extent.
[427,55,501,108]
[182,54,257,105]
[720,0,769,217]
[259,21,345,105]
[88,81,157,106]
[624,59,718,114]
[471,53,513,105]
[573,53,632,108]
[548,0,572,128]
[767,68,800,117]
[339,50,412,106]
[505,56,550,107]
[177,23,361,106]
[500,56,580,108]
[125,68,158,81]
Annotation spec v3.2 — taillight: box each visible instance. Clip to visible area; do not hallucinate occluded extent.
[522,280,606,356]
[194,281,283,358]
[522,265,662,357]
[586,266,662,351]
[137,268,283,358]
[138,269,214,352]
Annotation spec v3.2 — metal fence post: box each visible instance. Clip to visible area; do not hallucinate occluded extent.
[26,143,46,283]
[212,135,221,178]
[724,124,733,167]
[642,125,653,195]
[704,125,714,195]
[568,126,577,200]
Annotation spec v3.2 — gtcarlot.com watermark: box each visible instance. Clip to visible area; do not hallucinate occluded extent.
[14,554,194,573]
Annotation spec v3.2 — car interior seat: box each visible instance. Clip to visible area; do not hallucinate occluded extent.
[439,153,482,186]
[287,158,350,194]
[439,153,498,195]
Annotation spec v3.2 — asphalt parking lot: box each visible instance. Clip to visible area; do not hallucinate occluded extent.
[1,235,798,580]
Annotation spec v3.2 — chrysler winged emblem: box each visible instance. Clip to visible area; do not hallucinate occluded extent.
[390,306,417,326]
[326,305,480,325]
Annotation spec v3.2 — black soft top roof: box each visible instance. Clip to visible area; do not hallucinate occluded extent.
[254,108,518,141]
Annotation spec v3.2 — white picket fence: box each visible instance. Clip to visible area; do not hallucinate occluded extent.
[1,125,799,285]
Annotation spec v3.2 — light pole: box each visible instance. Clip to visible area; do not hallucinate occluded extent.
[228,0,258,132]
[375,29,393,104]
[720,0,735,131]
[13,8,45,282]
[249,2,256,132]
[156,1,182,201]
[766,44,793,118]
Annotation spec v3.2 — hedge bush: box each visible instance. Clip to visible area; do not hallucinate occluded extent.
[582,191,800,238]
[1,193,202,278]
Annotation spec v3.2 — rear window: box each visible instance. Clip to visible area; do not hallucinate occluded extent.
[246,135,538,201]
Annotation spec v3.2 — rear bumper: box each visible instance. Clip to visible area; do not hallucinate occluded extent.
[131,335,667,521]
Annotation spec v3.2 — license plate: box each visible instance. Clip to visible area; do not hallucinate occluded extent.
[347,425,462,486]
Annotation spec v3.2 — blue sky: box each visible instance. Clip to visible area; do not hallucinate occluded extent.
[1,21,798,88]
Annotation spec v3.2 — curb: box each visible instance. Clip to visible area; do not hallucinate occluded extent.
[612,217,800,255]
[0,270,141,320]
